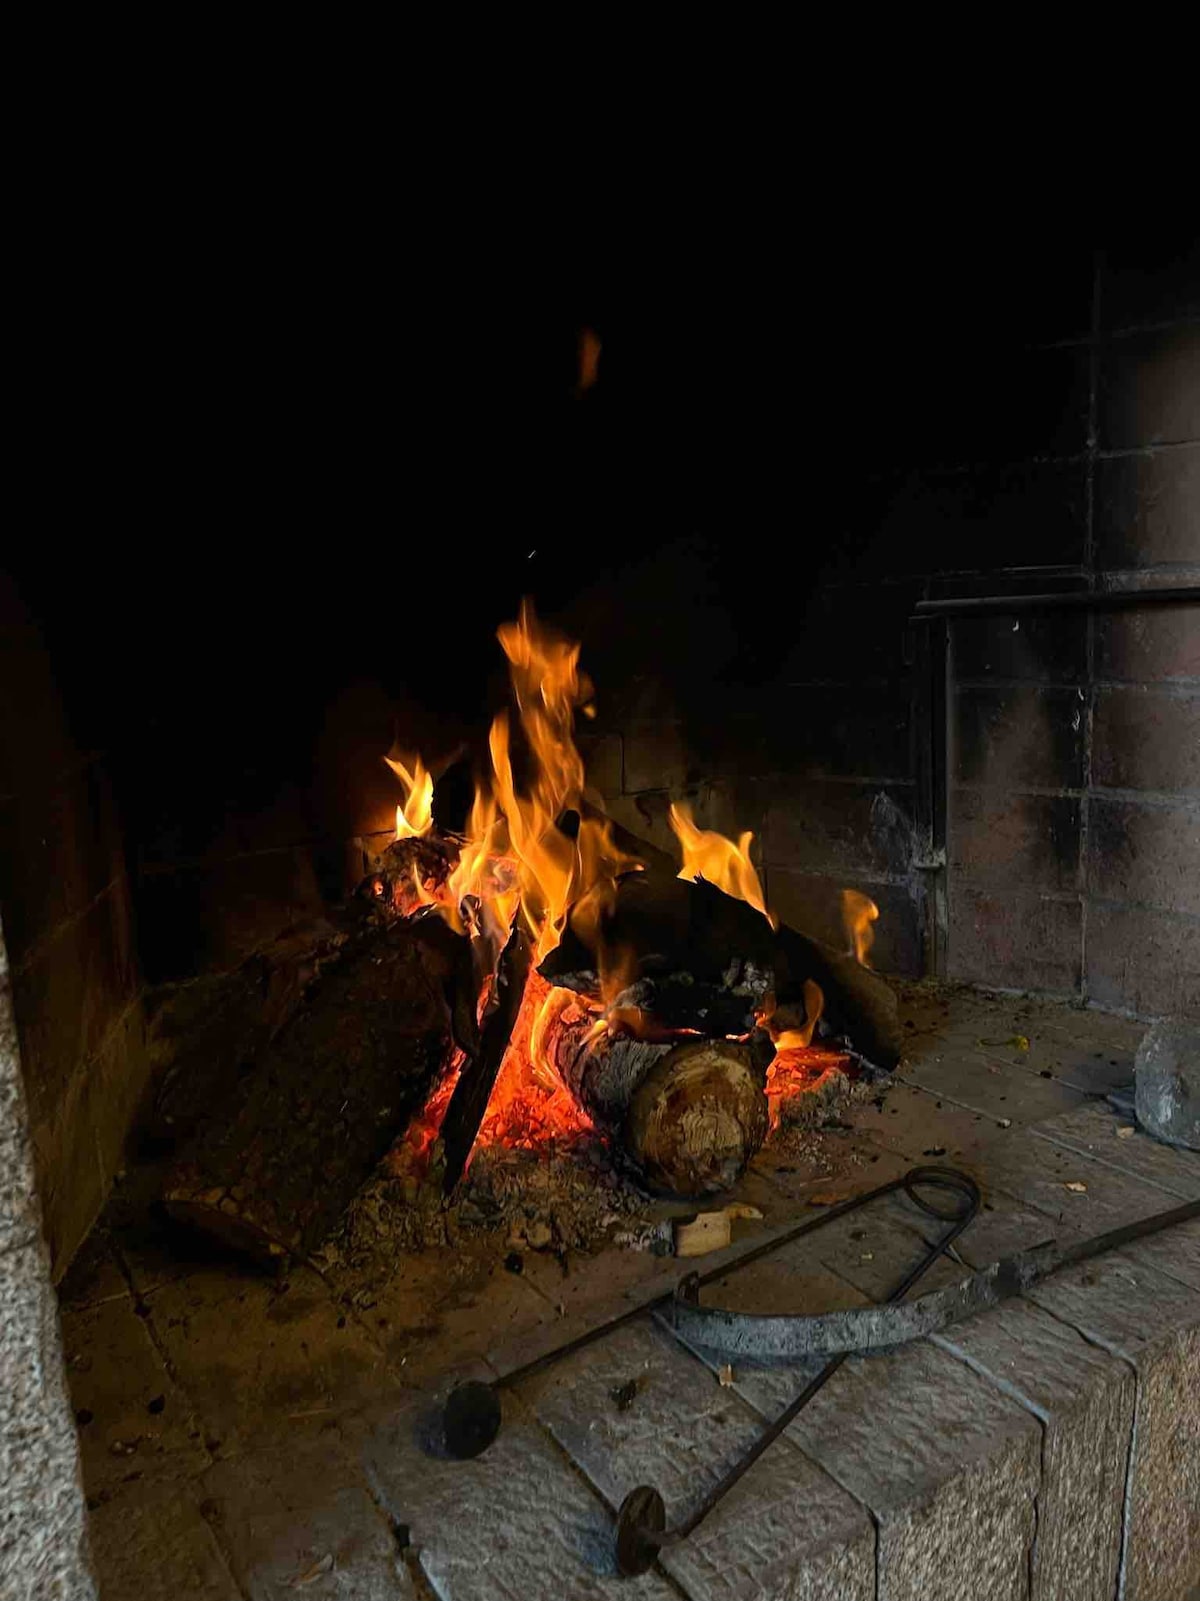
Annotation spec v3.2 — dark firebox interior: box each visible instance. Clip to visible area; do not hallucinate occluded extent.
[2,231,1197,1278]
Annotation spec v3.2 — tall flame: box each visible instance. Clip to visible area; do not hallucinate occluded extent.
[386,754,434,840]
[842,889,878,966]
[387,601,640,968]
[668,801,777,929]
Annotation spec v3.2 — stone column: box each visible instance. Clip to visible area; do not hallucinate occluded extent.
[0,916,96,1599]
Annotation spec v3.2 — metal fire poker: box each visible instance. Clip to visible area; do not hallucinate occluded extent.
[437,1168,1200,1578]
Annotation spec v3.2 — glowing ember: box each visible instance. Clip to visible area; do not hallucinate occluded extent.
[474,973,596,1153]
[766,1046,854,1129]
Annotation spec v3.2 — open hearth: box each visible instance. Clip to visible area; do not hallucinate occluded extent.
[2,231,1197,1600]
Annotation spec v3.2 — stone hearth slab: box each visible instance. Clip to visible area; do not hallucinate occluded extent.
[526,1317,875,1600]
[61,986,1200,1600]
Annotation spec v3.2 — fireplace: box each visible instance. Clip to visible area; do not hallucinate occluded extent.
[1,233,1197,1600]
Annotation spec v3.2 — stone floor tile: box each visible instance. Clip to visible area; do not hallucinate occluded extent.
[897,1049,1087,1124]
[970,1134,1197,1236]
[203,1429,414,1599]
[86,1478,238,1601]
[326,1247,559,1385]
[1030,1254,1200,1601]
[1031,1101,1200,1198]
[358,1385,678,1600]
[59,1288,205,1494]
[845,1082,1012,1169]
[934,1298,1134,1601]
[527,1318,875,1601]
[140,1261,388,1454]
[725,1339,1041,1601]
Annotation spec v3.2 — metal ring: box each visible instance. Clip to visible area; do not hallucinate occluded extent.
[901,1165,980,1222]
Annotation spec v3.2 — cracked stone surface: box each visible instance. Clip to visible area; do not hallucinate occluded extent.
[358,1386,679,1600]
[39,984,1200,1599]
[527,1317,875,1600]
[86,1478,238,1600]
[716,1339,1041,1601]
[1033,1101,1200,1193]
[1031,1252,1200,1601]
[202,1430,414,1599]
[935,1297,1134,1601]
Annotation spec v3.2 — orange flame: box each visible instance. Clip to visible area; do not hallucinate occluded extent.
[386,753,434,840]
[842,890,878,966]
[668,801,777,929]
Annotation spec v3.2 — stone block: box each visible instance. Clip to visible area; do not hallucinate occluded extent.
[948,886,1082,997]
[202,1432,413,1599]
[1134,1018,1200,1150]
[1086,900,1200,1021]
[1,973,41,1254]
[727,1339,1041,1601]
[59,1284,204,1496]
[766,869,922,977]
[950,791,1081,896]
[762,779,919,881]
[1029,1255,1200,1601]
[531,1317,874,1600]
[955,686,1085,791]
[974,1128,1196,1236]
[0,1243,96,1600]
[137,1262,388,1455]
[1092,684,1200,793]
[1094,443,1200,569]
[1087,796,1200,916]
[934,1297,1134,1601]
[1033,1100,1200,1192]
[86,1478,237,1601]
[953,609,1087,686]
[1096,604,1200,684]
[359,1388,679,1599]
[1097,324,1200,449]
[621,722,692,795]
[10,881,139,1132]
[898,1050,1087,1126]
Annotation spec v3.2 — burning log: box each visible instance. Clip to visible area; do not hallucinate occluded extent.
[439,923,533,1194]
[163,920,459,1264]
[541,994,769,1196]
[539,847,902,1073]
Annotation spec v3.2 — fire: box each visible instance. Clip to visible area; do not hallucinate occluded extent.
[383,602,877,1171]
[387,754,434,840]
[475,973,595,1149]
[842,889,878,966]
[668,801,777,929]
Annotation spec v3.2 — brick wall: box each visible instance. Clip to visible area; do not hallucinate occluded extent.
[572,244,1198,1016]
[0,575,149,1279]
[945,258,1198,1015]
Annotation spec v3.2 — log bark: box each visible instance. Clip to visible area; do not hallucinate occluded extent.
[544,999,769,1197]
[163,920,457,1264]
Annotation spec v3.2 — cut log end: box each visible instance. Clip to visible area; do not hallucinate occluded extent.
[627,1039,768,1197]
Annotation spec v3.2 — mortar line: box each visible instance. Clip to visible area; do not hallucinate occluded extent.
[1080,249,1103,1008]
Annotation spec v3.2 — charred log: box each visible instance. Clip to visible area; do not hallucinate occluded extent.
[163,920,457,1264]
[439,923,532,1195]
[539,865,901,1071]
